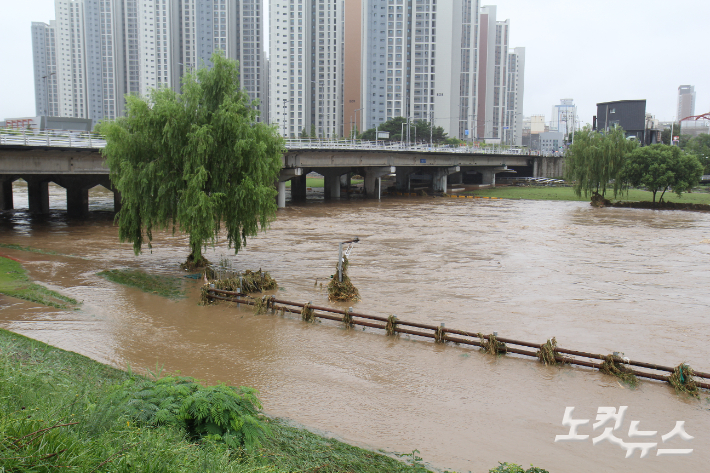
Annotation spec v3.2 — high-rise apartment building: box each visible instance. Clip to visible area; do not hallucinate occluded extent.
[677,85,696,121]
[31,21,59,117]
[361,0,481,140]
[33,0,266,126]
[504,47,524,146]
[269,0,344,138]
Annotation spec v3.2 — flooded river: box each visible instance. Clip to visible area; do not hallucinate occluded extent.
[1,182,709,472]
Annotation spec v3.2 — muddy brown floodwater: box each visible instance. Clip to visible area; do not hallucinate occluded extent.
[1,182,709,472]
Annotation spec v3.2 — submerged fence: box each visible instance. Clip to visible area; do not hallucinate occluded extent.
[204,288,710,392]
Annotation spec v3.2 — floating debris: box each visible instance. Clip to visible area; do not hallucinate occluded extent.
[600,354,638,387]
[668,363,699,396]
[327,257,360,302]
[537,338,559,366]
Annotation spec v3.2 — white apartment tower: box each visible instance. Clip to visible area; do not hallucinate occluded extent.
[55,0,88,119]
[362,0,481,140]
[269,0,344,138]
[33,0,266,125]
[32,21,59,117]
[504,47,524,146]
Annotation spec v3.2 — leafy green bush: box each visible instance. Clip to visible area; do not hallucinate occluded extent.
[489,463,549,473]
[113,375,271,450]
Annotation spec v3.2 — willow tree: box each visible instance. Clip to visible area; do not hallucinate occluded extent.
[565,126,638,199]
[99,53,284,268]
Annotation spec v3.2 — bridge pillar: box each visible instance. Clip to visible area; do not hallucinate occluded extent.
[324,174,341,200]
[67,186,89,217]
[364,167,395,199]
[290,174,308,202]
[432,166,461,193]
[277,168,304,207]
[0,178,13,211]
[28,179,50,214]
[395,167,414,191]
[481,170,496,186]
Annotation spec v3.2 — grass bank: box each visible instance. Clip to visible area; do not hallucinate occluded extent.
[98,269,185,299]
[0,256,79,309]
[0,243,83,259]
[0,329,439,472]
[466,186,710,204]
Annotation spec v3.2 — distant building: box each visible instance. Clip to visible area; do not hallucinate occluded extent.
[677,85,696,121]
[2,116,93,132]
[551,99,576,137]
[539,131,564,153]
[504,47,525,146]
[530,115,546,134]
[33,0,266,126]
[596,100,647,142]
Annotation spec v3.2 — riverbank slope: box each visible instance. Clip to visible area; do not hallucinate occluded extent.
[0,328,435,472]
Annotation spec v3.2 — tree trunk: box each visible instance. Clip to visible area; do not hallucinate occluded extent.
[652,190,657,203]
[181,240,209,270]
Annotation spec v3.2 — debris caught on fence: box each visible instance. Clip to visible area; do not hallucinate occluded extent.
[202,288,710,394]
[668,364,699,396]
[599,354,638,387]
[327,256,360,302]
[537,338,559,366]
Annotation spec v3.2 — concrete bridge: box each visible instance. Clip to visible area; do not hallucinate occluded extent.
[0,130,531,214]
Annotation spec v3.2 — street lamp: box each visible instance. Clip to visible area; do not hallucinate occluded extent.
[41,72,56,116]
[311,79,324,139]
[353,108,363,143]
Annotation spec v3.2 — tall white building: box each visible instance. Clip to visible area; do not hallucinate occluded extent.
[551,98,576,137]
[504,47,524,146]
[361,0,481,140]
[677,85,696,121]
[269,0,344,138]
[31,21,59,117]
[33,0,266,126]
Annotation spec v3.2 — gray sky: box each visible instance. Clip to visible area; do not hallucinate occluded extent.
[1,0,707,126]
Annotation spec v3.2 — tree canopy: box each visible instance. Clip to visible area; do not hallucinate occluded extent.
[685,134,710,173]
[98,53,284,267]
[620,144,704,203]
[564,126,638,198]
[359,117,448,143]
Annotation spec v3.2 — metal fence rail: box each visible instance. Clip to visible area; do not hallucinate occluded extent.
[205,288,710,391]
[1,128,560,156]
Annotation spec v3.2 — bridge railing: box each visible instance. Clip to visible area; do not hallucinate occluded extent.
[0,128,107,148]
[1,128,555,156]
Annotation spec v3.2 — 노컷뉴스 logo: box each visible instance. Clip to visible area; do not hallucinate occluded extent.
[555,406,693,458]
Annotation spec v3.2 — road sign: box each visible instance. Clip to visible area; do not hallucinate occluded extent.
[377,131,390,139]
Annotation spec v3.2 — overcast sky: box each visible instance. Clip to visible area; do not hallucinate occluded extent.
[1,0,707,126]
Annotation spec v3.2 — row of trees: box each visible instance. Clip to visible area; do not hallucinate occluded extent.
[566,127,705,203]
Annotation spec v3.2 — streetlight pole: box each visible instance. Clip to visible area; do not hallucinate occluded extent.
[311,79,324,139]
[41,72,56,117]
[353,108,363,143]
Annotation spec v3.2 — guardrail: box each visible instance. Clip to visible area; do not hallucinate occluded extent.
[205,288,709,393]
[0,128,556,156]
[0,128,557,156]
[0,128,106,148]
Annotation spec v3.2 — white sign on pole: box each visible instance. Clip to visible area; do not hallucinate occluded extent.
[377,131,390,139]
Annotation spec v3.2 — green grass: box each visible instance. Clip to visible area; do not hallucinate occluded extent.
[0,243,83,259]
[467,186,710,204]
[0,329,438,472]
[0,257,79,309]
[98,269,185,299]
[284,178,364,188]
